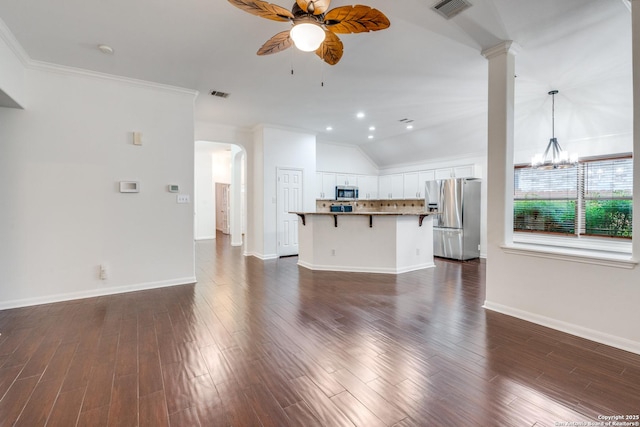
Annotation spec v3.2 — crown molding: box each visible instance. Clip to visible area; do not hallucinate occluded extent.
[0,17,30,66]
[28,60,198,97]
[481,40,521,60]
[0,17,197,98]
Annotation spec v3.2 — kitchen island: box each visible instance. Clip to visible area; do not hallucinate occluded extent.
[293,212,436,274]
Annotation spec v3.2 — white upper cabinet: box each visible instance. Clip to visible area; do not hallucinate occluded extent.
[316,172,336,199]
[379,174,406,199]
[435,168,454,180]
[417,170,435,197]
[315,172,323,199]
[335,173,357,186]
[434,164,476,179]
[403,172,420,199]
[453,165,476,178]
[390,174,404,199]
[357,175,378,199]
[403,170,438,198]
[378,175,392,199]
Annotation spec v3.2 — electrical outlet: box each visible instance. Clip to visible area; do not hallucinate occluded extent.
[99,264,108,280]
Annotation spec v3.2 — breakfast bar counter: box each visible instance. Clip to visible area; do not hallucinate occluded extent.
[292,212,436,274]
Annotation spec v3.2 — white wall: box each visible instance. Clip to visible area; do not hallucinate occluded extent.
[212,150,232,184]
[195,149,215,240]
[0,64,197,309]
[316,141,378,174]
[483,36,640,355]
[194,147,232,240]
[258,126,316,259]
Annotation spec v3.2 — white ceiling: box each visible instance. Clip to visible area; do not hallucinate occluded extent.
[0,0,632,168]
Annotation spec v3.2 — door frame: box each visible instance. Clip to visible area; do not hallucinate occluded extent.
[276,167,304,257]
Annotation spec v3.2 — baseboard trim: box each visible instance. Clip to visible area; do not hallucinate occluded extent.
[483,301,640,355]
[244,251,278,260]
[195,235,216,241]
[297,260,435,274]
[0,277,197,310]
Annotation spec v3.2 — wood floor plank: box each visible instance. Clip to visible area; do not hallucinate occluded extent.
[331,368,408,425]
[46,387,85,427]
[13,377,62,427]
[289,375,356,427]
[107,373,138,427]
[81,361,115,412]
[139,390,170,427]
[77,405,109,427]
[0,376,39,427]
[245,382,294,427]
[330,390,386,427]
[0,235,638,427]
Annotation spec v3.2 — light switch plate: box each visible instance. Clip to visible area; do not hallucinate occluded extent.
[119,181,139,193]
[177,194,190,204]
[133,132,143,146]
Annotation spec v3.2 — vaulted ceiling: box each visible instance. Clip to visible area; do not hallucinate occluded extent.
[0,0,632,167]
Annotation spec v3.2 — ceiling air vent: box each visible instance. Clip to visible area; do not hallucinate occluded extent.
[210,90,230,98]
[431,0,472,19]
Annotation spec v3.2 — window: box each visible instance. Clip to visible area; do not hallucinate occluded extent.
[514,155,632,239]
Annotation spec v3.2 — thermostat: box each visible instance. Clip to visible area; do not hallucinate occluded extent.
[168,184,179,193]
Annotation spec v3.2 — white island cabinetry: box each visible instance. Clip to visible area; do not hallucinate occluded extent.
[295,213,435,274]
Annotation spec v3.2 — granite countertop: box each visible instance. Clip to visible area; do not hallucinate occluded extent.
[291,211,438,216]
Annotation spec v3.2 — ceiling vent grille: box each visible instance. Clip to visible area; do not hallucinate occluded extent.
[431,0,472,19]
[210,90,230,98]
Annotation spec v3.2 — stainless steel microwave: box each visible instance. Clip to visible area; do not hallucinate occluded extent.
[335,186,358,200]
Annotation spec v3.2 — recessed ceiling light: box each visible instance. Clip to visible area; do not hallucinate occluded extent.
[406,125,414,130]
[98,44,114,55]
[369,126,376,131]
[368,135,374,139]
[356,112,365,119]
[326,126,333,131]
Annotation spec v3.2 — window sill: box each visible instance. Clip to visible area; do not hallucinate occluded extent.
[501,239,637,269]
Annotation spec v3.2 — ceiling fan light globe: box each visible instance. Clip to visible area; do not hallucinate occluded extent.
[290,23,325,52]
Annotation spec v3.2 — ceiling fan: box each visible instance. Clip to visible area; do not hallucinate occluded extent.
[228,0,390,65]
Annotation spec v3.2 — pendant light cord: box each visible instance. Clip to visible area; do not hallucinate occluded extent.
[551,91,555,139]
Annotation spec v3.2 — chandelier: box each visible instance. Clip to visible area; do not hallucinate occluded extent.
[531,90,578,169]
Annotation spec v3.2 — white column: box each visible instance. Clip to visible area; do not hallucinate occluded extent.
[632,0,640,258]
[481,41,519,254]
[230,146,244,246]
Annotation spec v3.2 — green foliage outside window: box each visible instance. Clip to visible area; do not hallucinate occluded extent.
[585,199,632,237]
[514,199,576,234]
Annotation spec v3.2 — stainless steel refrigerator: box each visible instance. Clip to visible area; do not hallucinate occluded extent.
[425,178,481,260]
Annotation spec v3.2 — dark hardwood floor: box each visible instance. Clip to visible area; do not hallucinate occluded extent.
[1,233,639,426]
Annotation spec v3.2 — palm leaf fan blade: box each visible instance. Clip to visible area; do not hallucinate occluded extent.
[296,0,331,15]
[315,31,343,65]
[257,30,294,55]
[324,5,390,33]
[228,0,294,21]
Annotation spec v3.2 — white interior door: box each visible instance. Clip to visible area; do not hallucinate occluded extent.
[215,183,230,234]
[277,168,303,256]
